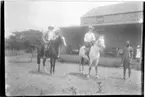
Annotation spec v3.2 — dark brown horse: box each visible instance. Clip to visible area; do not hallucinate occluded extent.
[37,35,67,75]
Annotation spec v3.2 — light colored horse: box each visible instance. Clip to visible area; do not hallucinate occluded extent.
[79,36,105,78]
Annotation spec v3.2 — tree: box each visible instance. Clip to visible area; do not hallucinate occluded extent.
[6,29,43,55]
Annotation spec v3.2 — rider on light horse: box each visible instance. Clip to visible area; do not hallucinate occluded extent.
[84,25,98,59]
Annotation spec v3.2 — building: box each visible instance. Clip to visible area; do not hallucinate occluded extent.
[81,2,143,48]
[60,2,143,54]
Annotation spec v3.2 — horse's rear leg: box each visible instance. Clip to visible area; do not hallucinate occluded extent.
[79,57,84,73]
[50,58,53,75]
[53,59,56,74]
[37,52,41,72]
[81,58,84,74]
[43,59,48,73]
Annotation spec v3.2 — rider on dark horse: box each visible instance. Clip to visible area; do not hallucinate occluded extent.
[42,26,60,59]
[84,25,98,59]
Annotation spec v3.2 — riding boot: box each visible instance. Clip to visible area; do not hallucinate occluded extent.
[43,43,49,59]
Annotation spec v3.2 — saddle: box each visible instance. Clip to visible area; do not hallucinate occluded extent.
[44,40,53,52]
[85,42,94,59]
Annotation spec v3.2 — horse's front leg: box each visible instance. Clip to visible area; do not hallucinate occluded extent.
[53,59,56,74]
[87,59,92,78]
[81,58,85,74]
[43,58,48,73]
[95,59,99,78]
[79,57,83,73]
[37,51,41,72]
[50,58,53,75]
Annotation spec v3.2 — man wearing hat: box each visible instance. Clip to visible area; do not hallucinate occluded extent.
[42,26,55,59]
[84,25,96,59]
[121,41,133,80]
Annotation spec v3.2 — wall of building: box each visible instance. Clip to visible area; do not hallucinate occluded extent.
[60,23,141,50]
[81,11,143,26]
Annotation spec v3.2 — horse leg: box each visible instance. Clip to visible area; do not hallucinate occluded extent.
[79,57,82,73]
[43,58,48,73]
[53,59,56,74]
[95,59,99,78]
[50,58,53,75]
[37,50,41,72]
[87,60,92,78]
[82,58,84,74]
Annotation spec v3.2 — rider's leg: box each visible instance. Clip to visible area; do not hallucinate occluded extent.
[85,42,90,59]
[43,44,47,59]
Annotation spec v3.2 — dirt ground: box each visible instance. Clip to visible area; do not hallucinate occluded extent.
[5,54,142,96]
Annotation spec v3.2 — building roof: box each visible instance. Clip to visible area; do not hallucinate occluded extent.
[82,2,143,18]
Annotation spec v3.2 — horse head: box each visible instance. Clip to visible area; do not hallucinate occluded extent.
[94,35,105,51]
[53,35,67,48]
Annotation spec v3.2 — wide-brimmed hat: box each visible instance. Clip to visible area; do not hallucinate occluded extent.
[126,41,130,44]
[48,26,54,30]
[88,25,95,30]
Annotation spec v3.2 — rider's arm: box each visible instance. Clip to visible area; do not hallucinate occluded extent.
[91,33,96,41]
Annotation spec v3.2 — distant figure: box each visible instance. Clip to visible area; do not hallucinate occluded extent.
[136,45,141,63]
[121,41,133,80]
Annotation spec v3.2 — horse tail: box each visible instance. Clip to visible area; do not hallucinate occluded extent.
[79,46,88,60]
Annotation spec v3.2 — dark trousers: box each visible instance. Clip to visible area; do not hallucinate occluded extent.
[84,42,92,59]
[123,59,131,79]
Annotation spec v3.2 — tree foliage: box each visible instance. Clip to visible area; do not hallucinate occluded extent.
[5,29,43,52]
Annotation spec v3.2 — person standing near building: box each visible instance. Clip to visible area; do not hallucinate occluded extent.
[121,41,133,80]
[136,45,141,63]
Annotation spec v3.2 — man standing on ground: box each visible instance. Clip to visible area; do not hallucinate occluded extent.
[121,41,133,80]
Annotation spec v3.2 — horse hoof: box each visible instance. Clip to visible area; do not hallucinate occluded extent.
[82,71,84,74]
[87,75,90,78]
[95,75,99,78]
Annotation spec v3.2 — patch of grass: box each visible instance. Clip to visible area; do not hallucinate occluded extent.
[59,55,140,70]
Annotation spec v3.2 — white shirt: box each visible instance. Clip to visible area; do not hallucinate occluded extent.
[136,48,141,58]
[47,30,55,41]
[84,32,96,42]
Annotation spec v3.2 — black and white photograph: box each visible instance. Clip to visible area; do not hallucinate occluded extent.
[5,1,143,96]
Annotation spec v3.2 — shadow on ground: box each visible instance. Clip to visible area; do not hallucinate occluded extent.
[109,76,124,80]
[67,72,105,82]
[29,70,50,76]
[9,60,33,63]
[67,72,88,80]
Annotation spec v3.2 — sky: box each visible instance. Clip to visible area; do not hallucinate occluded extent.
[5,1,122,38]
